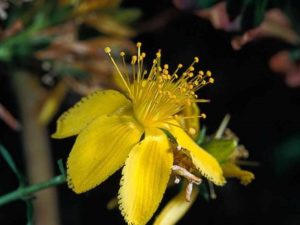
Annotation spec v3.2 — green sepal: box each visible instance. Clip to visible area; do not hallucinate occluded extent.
[196,125,206,145]
[202,138,237,163]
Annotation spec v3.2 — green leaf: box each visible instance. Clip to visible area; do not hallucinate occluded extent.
[254,0,268,27]
[110,9,142,24]
[0,144,25,186]
[0,47,12,62]
[202,139,237,163]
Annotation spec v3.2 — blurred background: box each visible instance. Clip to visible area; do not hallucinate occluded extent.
[0,0,300,225]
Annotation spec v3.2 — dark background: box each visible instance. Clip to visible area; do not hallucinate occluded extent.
[1,0,300,224]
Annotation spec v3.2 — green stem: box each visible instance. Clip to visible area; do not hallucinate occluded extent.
[0,175,66,206]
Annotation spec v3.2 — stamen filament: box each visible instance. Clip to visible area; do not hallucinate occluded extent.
[104,47,132,97]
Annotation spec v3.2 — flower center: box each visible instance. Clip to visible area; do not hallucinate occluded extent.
[104,43,214,127]
[172,145,202,202]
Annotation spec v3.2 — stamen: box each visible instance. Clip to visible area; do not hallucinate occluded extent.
[185,182,193,202]
[120,52,130,84]
[208,181,217,199]
[105,43,216,126]
[104,47,132,97]
[172,165,201,184]
[174,176,181,184]
[181,113,207,120]
[188,128,196,136]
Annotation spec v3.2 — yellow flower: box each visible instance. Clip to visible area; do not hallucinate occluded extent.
[52,43,225,225]
[154,115,255,225]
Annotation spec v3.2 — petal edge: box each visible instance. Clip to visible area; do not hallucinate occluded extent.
[168,121,225,186]
[52,89,131,138]
[67,114,143,193]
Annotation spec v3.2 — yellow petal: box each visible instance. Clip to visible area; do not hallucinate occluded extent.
[222,162,255,185]
[154,188,199,225]
[167,121,225,186]
[67,114,143,193]
[119,128,173,225]
[52,90,131,138]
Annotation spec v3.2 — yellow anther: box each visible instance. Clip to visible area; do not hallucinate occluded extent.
[189,66,195,71]
[188,73,194,78]
[194,94,198,98]
[131,55,137,64]
[164,64,169,69]
[199,70,204,76]
[206,70,212,77]
[141,52,146,58]
[162,74,168,80]
[194,57,199,63]
[201,80,206,85]
[194,80,199,86]
[138,56,143,61]
[120,52,125,57]
[209,78,214,83]
[188,84,194,90]
[156,51,161,58]
[169,94,176,99]
[104,47,111,53]
[174,74,178,79]
[136,42,142,48]
[188,128,196,135]
[178,64,183,68]
[201,113,207,119]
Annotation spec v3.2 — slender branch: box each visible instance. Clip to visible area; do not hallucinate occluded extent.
[0,175,66,207]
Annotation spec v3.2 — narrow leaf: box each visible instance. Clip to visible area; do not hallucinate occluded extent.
[0,144,25,185]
